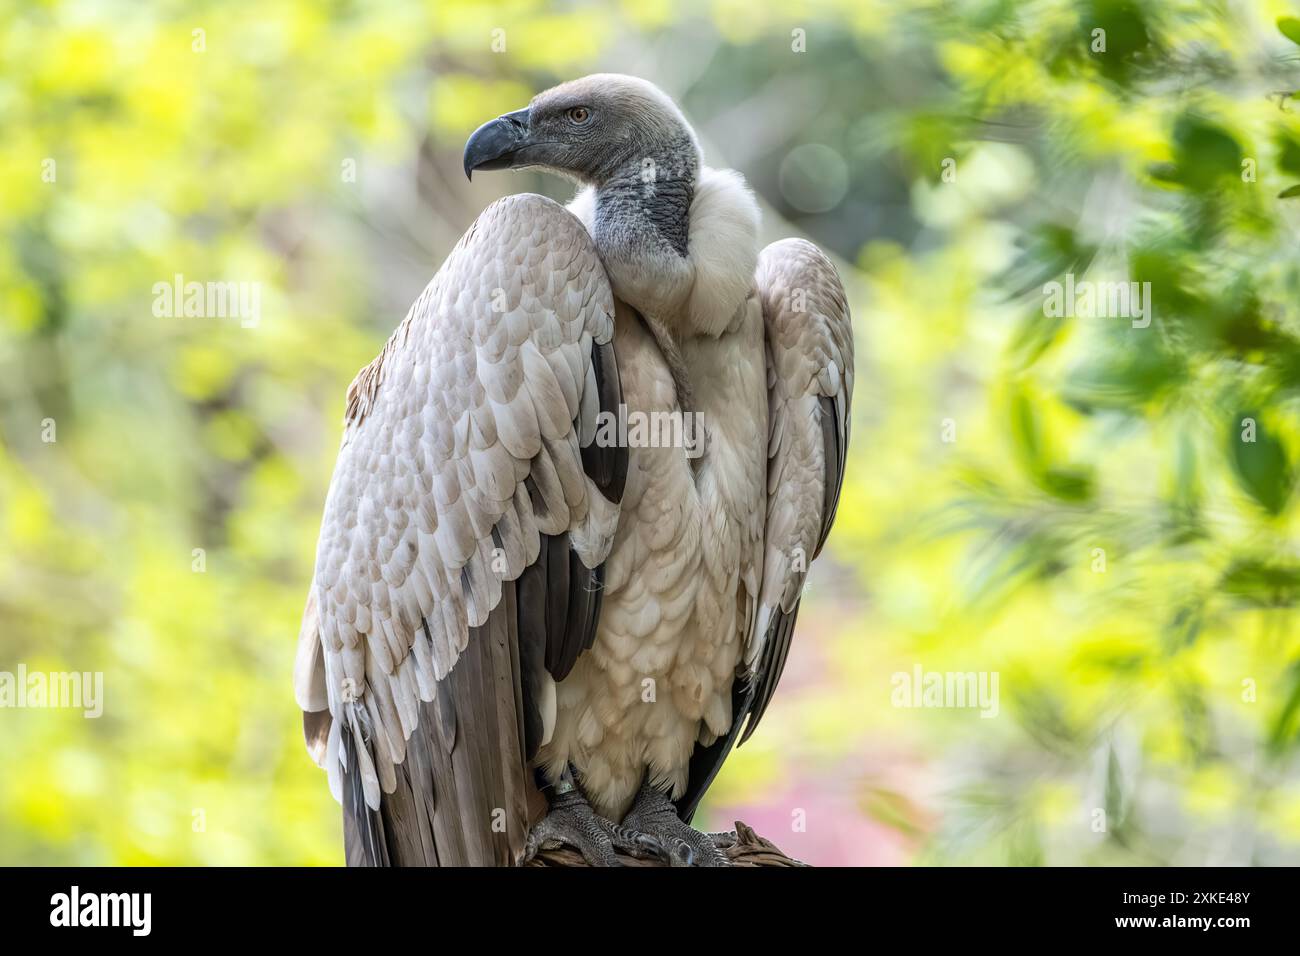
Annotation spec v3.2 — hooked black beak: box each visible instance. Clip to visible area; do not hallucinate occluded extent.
[463,108,531,180]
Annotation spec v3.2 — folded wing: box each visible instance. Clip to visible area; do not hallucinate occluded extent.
[678,238,853,820]
[295,194,627,865]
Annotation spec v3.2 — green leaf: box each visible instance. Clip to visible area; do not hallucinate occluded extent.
[1229,413,1295,516]
[1164,600,1205,650]
[1007,308,1067,370]
[1010,677,1080,754]
[1040,465,1095,502]
[1278,17,1300,46]
[1221,559,1300,607]
[1061,346,1182,412]
[1009,389,1045,472]
[1086,0,1154,84]
[1278,184,1300,199]
[1275,129,1300,176]
[1171,116,1242,191]
[1268,662,1300,756]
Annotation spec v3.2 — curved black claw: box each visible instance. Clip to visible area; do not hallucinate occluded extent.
[620,781,731,867]
[709,829,739,849]
[604,821,673,862]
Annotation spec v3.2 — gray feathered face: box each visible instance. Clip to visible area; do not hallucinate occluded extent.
[463,74,698,186]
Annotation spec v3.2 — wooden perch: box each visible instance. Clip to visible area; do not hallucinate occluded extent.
[525,820,808,867]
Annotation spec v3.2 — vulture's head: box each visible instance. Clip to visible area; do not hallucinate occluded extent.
[462,74,701,187]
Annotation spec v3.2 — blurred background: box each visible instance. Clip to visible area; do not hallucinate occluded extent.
[3,0,1300,865]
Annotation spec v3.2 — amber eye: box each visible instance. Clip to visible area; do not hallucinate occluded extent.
[567,106,591,124]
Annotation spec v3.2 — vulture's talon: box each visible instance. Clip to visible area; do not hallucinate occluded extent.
[619,781,732,867]
[602,822,669,862]
[524,787,624,866]
[665,837,695,867]
[523,782,728,866]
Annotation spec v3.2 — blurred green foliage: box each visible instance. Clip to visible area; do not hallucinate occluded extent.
[1,0,1299,864]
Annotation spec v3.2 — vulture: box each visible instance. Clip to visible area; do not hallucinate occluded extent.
[294,74,854,866]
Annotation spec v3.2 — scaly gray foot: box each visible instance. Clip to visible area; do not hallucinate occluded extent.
[620,781,732,867]
[521,787,664,866]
